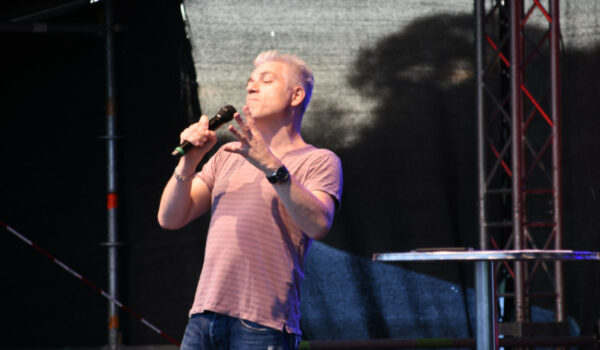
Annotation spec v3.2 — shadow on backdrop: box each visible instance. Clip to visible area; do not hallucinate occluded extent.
[306,14,478,258]
[302,13,477,342]
[302,12,600,339]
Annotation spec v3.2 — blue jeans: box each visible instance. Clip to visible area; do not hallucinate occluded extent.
[180,312,300,350]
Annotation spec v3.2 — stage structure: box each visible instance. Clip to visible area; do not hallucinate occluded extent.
[476,0,565,339]
[0,1,124,348]
[101,1,122,349]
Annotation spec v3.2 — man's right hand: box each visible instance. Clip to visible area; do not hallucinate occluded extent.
[158,115,216,229]
[178,115,218,167]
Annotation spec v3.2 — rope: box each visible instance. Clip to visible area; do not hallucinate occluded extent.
[0,221,180,347]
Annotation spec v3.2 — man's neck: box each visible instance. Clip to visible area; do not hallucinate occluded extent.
[256,115,307,155]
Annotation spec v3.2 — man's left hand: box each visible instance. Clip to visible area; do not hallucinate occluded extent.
[223,105,282,175]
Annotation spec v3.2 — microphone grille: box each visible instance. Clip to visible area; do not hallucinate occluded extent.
[217,105,236,122]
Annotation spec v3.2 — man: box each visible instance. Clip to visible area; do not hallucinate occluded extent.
[158,50,343,350]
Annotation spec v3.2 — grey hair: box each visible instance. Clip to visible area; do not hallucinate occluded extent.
[253,50,314,114]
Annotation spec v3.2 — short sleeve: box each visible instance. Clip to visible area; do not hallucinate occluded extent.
[302,150,343,208]
[197,146,227,191]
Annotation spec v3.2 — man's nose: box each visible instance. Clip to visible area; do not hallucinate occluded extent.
[247,81,259,93]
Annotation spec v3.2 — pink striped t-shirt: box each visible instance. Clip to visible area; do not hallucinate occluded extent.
[189,143,343,335]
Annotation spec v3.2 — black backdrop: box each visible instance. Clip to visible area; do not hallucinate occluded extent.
[1,0,600,347]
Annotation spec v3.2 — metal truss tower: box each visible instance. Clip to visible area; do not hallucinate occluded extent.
[476,0,564,338]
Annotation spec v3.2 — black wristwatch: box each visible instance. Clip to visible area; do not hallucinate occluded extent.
[267,165,290,184]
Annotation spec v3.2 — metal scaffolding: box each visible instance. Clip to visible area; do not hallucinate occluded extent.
[101,0,122,348]
[476,0,564,339]
[0,1,122,348]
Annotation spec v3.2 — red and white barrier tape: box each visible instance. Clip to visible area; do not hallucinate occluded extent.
[0,221,180,347]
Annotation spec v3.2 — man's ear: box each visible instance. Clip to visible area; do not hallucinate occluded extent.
[290,86,305,108]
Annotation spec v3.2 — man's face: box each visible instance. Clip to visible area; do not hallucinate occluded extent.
[245,61,296,120]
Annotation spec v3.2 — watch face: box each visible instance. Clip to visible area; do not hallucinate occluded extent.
[276,167,289,182]
[268,166,289,183]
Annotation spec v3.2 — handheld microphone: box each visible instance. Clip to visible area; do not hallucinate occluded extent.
[171,105,237,157]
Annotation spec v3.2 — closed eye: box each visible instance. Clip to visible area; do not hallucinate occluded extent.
[261,72,275,83]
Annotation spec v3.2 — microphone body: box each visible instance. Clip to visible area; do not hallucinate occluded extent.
[171,105,236,157]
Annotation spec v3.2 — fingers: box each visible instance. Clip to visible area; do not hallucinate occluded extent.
[228,124,249,145]
[226,110,255,151]
[241,106,256,127]
[235,113,250,134]
[228,111,253,143]
[242,105,252,118]
[233,112,246,127]
[199,114,209,128]
[180,115,213,147]
[222,141,243,153]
